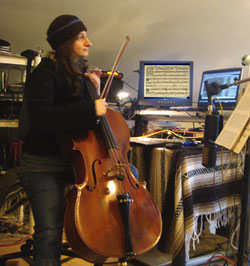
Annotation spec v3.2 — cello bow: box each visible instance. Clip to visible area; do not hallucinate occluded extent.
[100,35,130,99]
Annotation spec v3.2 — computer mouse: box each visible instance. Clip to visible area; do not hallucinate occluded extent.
[183,140,197,147]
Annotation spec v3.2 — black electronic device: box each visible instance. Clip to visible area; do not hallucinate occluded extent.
[100,72,124,103]
[138,60,193,108]
[0,101,21,119]
[198,68,242,110]
[202,114,223,167]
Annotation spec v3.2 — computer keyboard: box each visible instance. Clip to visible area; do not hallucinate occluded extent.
[130,137,185,145]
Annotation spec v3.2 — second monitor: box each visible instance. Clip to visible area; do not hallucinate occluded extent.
[198,68,242,110]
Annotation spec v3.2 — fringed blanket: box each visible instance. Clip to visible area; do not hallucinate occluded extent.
[156,147,243,266]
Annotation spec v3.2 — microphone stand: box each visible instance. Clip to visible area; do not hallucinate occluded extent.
[203,77,250,265]
[202,81,224,168]
[220,76,250,88]
[234,74,250,266]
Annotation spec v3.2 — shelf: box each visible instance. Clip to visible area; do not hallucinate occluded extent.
[0,53,40,67]
[0,91,23,101]
[0,53,28,66]
[0,120,19,127]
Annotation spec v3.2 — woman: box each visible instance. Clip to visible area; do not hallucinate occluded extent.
[19,14,137,266]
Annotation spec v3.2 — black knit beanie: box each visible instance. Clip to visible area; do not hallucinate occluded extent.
[47,15,87,50]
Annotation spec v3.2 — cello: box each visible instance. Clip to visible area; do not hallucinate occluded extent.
[57,37,162,265]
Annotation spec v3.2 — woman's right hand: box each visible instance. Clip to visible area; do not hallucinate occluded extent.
[95,98,108,117]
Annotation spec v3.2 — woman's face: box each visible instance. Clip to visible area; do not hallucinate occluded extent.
[72,31,92,58]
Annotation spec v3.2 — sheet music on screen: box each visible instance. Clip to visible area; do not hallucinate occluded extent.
[138,61,193,107]
[144,65,190,98]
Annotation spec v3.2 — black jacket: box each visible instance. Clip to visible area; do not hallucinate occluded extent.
[23,57,98,155]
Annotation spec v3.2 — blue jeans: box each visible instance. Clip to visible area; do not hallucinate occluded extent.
[20,171,73,266]
[19,164,138,266]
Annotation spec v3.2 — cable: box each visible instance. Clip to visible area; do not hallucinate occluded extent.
[0,233,33,247]
[210,150,240,266]
[230,220,240,250]
[205,254,236,266]
[220,148,233,182]
[173,129,204,136]
[212,166,222,215]
[123,80,138,92]
[247,247,250,265]
[213,96,224,115]
[140,128,203,140]
[208,252,231,266]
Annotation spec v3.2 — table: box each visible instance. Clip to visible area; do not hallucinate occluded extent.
[129,145,243,265]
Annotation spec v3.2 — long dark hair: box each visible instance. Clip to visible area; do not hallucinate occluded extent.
[48,37,88,95]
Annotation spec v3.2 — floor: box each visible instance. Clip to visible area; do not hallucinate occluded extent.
[0,209,247,266]
[0,230,245,266]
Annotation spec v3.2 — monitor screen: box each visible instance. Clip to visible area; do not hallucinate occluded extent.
[138,61,193,108]
[198,68,242,110]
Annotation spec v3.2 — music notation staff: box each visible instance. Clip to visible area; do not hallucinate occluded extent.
[144,65,190,97]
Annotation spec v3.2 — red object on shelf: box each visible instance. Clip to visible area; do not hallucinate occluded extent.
[9,140,22,166]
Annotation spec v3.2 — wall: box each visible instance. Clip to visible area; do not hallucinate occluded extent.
[1,0,250,101]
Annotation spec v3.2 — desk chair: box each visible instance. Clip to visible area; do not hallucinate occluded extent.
[0,240,78,266]
[0,210,78,266]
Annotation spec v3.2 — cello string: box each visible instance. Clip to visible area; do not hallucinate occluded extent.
[83,71,128,193]
[100,118,125,193]
[83,76,121,165]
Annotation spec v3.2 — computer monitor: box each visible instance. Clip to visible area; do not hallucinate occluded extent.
[138,60,193,108]
[198,68,242,110]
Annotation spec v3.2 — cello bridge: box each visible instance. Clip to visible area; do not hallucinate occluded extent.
[103,163,127,178]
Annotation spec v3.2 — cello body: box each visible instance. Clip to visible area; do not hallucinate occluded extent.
[57,107,162,264]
